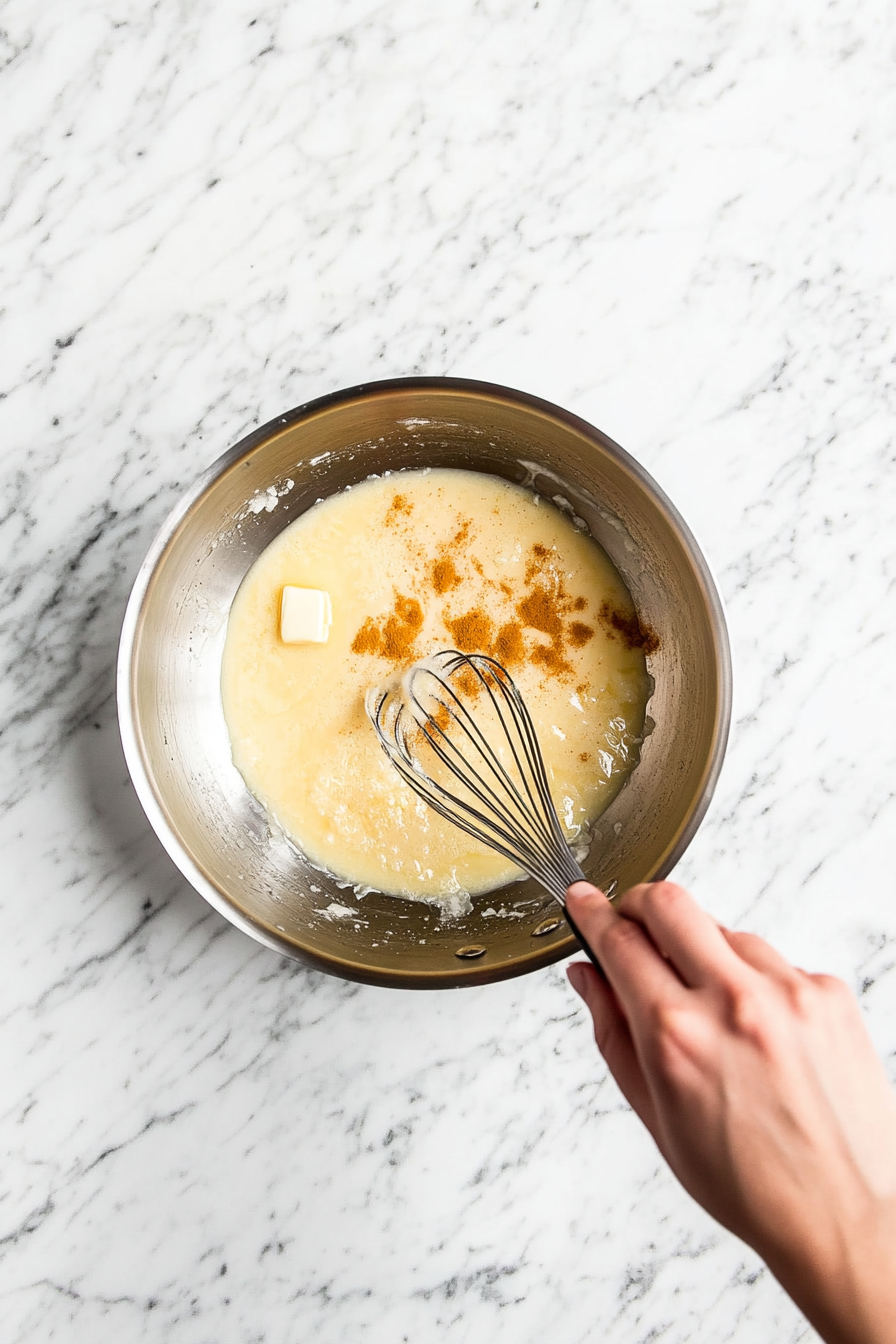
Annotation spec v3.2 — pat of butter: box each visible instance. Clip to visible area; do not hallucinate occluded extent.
[280,587,332,644]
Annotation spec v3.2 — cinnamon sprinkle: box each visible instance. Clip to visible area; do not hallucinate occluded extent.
[517,586,563,640]
[351,617,381,656]
[350,524,655,679]
[384,493,413,525]
[568,621,595,648]
[493,622,525,666]
[351,593,423,660]
[597,601,660,654]
[445,608,494,653]
[432,556,461,594]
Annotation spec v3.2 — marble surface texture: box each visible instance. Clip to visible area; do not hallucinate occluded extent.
[2,1,895,1340]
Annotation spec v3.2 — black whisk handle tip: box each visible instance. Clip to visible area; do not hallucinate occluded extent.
[562,905,606,979]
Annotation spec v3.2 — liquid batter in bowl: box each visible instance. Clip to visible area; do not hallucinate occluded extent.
[221,468,654,909]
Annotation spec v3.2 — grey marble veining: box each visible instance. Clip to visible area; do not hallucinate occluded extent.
[2,0,895,1340]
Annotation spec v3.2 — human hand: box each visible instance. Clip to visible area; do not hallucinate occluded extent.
[565,881,896,1344]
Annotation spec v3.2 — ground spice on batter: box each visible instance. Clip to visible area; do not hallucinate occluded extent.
[349,520,654,679]
[597,601,660,654]
[445,608,494,653]
[351,594,423,660]
[432,556,461,594]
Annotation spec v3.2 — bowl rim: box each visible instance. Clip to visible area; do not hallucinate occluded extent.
[117,375,733,987]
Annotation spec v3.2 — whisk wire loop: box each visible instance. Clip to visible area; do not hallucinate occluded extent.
[388,698,550,879]
[401,664,563,886]
[410,665,560,860]
[366,651,593,915]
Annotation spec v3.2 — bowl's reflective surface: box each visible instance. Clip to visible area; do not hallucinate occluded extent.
[118,378,731,988]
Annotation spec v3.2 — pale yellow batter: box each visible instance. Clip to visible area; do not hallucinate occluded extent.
[221,469,654,904]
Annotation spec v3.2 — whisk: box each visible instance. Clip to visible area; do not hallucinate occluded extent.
[365,649,602,970]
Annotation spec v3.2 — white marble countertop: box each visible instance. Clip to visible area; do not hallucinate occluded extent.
[2,2,895,1340]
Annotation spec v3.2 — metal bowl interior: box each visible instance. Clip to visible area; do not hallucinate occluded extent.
[118,378,731,989]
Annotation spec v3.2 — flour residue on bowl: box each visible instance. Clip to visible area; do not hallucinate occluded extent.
[220,468,652,909]
[240,478,295,518]
[315,902,359,920]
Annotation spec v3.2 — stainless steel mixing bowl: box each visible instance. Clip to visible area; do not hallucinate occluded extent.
[118,378,731,989]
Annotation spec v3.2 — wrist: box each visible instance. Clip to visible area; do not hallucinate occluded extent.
[765,1198,896,1344]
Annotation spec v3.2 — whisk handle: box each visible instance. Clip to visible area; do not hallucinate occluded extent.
[562,903,606,978]
[550,857,606,977]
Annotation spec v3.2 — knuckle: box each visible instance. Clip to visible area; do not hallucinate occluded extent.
[775,969,851,1022]
[808,972,857,1023]
[783,973,820,1021]
[647,1001,705,1076]
[643,880,687,914]
[615,883,649,912]
[811,972,851,1002]
[652,881,687,903]
[650,879,687,903]
[603,916,643,956]
[644,876,679,908]
[725,980,777,1050]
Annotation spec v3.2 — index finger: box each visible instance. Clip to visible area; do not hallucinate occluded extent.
[566,882,685,1017]
[618,882,747,989]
